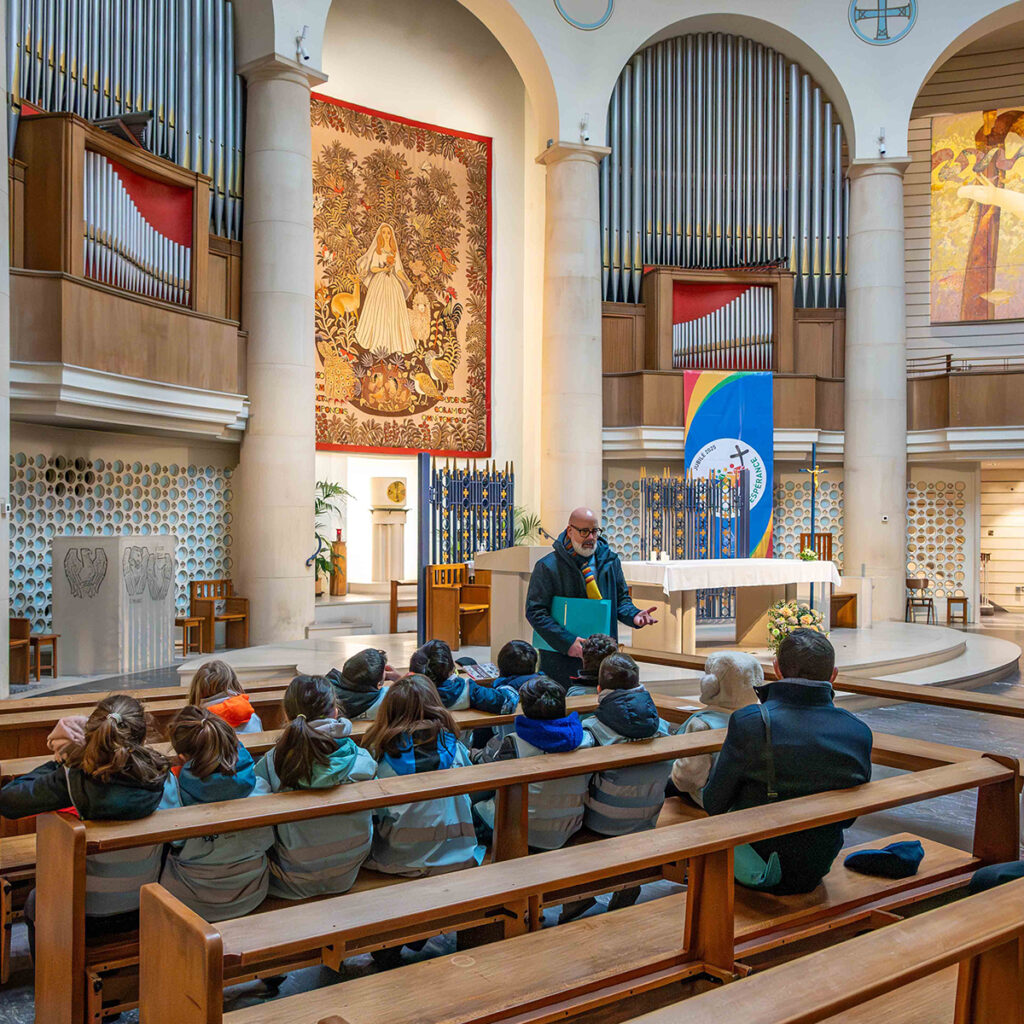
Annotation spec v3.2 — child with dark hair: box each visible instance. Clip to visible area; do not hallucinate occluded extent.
[470,639,544,749]
[363,675,479,876]
[188,659,263,734]
[409,639,518,716]
[566,634,618,696]
[562,653,672,921]
[255,675,377,898]
[325,648,394,720]
[161,707,274,921]
[472,676,594,851]
[0,694,179,957]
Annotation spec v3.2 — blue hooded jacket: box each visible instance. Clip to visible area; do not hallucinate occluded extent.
[525,531,640,685]
[160,747,275,921]
[435,674,519,716]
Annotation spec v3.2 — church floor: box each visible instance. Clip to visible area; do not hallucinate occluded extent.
[2,620,1022,1020]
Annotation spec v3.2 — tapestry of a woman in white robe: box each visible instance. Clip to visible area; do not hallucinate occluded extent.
[355,223,416,355]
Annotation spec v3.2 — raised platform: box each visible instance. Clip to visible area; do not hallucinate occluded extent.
[178,622,1020,702]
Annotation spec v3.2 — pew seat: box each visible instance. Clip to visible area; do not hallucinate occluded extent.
[0,832,37,982]
[215,833,975,1024]
[822,970,956,1024]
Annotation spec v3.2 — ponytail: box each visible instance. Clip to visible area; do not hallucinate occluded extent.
[169,706,239,779]
[65,694,169,785]
[273,675,340,789]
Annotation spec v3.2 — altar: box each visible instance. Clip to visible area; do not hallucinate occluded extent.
[621,558,843,656]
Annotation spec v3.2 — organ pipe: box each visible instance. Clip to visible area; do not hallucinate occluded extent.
[8,0,242,240]
[602,32,848,309]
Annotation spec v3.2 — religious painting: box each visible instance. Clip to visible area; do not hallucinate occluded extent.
[931,108,1024,323]
[311,95,492,454]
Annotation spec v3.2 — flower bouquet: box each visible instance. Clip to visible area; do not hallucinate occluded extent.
[767,600,827,652]
[798,547,819,561]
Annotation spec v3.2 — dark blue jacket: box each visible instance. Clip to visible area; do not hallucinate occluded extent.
[702,678,873,895]
[525,532,640,684]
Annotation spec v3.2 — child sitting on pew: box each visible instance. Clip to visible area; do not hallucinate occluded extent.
[160,706,275,921]
[470,639,545,749]
[363,674,480,876]
[472,676,594,851]
[409,638,519,716]
[0,694,180,957]
[325,648,398,720]
[561,653,672,922]
[666,651,761,807]
[255,675,378,898]
[188,659,263,734]
[566,633,618,696]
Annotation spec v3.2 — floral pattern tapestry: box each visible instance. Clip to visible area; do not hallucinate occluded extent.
[311,95,492,454]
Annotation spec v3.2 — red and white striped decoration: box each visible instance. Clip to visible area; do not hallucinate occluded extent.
[672,282,773,371]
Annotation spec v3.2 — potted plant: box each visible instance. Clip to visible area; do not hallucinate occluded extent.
[513,506,544,546]
[314,480,354,596]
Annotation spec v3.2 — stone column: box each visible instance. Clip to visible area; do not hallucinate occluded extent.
[0,13,10,696]
[844,161,909,622]
[535,143,610,532]
[234,55,325,643]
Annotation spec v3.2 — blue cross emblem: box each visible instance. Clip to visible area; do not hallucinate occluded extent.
[849,0,917,45]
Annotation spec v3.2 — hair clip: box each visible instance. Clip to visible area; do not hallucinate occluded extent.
[295,713,307,722]
[107,711,123,725]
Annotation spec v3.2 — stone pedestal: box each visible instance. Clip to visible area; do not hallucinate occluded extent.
[53,535,177,674]
[372,509,407,583]
[536,142,610,531]
[845,161,909,622]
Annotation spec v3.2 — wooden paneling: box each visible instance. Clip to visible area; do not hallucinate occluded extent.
[207,235,242,323]
[11,270,245,394]
[793,308,845,378]
[9,158,25,267]
[907,375,949,431]
[602,302,645,373]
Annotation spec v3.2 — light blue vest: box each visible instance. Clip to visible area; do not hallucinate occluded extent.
[255,743,378,899]
[366,738,479,877]
[84,773,181,917]
[159,777,275,922]
[475,732,595,850]
[581,716,672,836]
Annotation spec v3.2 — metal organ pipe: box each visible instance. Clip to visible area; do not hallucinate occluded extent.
[601,31,847,311]
[8,0,243,240]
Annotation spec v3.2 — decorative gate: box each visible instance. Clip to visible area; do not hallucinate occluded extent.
[639,468,750,620]
[427,461,515,565]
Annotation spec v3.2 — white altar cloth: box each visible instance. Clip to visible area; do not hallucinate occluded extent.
[621,558,842,596]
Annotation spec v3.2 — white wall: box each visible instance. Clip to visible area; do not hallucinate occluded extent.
[981,464,1024,611]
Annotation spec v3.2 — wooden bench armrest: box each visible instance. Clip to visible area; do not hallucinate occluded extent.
[223,597,249,614]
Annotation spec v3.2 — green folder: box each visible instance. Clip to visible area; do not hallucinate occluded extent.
[533,597,612,653]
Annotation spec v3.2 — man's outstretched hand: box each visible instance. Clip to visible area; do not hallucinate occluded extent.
[567,637,585,659]
[633,606,658,629]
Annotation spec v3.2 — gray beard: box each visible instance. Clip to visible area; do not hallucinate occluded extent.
[571,538,596,557]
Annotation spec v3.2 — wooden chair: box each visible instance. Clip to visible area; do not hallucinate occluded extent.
[947,595,969,625]
[905,577,937,624]
[136,748,1016,1024]
[8,619,30,686]
[29,632,59,680]
[798,532,833,562]
[389,579,417,633]
[189,580,249,653]
[425,564,491,651]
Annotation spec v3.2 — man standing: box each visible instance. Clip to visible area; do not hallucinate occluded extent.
[525,507,657,686]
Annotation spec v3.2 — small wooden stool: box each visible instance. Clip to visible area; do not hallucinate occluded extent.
[946,596,968,625]
[29,634,59,680]
[175,616,204,655]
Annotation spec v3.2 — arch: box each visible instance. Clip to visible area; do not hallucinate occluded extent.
[454,0,561,148]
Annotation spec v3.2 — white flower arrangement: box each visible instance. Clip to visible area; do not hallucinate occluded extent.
[767,600,827,652]
[798,547,819,561]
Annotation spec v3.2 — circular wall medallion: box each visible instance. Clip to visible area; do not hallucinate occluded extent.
[555,0,613,30]
[387,480,407,505]
[849,0,916,45]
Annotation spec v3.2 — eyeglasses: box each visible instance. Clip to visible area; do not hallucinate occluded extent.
[569,525,603,538]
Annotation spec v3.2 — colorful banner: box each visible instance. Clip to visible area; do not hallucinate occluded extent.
[311,95,491,455]
[683,370,774,557]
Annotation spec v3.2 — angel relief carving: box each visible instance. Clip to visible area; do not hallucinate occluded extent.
[64,547,108,599]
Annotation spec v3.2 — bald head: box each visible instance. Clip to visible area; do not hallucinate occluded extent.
[567,507,601,556]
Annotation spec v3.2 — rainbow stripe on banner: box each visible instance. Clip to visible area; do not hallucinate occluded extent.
[683,370,774,557]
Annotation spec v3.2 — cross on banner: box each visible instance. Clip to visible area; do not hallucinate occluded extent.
[731,444,750,467]
[853,0,912,42]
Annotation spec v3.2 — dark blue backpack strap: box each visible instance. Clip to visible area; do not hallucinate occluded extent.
[758,703,778,802]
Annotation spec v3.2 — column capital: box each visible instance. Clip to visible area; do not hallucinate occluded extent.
[847,158,911,180]
[237,52,328,89]
[536,141,611,167]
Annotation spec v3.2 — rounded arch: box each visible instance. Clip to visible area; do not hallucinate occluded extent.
[454,0,561,148]
[592,12,856,154]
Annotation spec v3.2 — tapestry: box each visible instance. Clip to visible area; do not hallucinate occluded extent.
[311,95,491,454]
[931,108,1024,323]
[683,370,773,557]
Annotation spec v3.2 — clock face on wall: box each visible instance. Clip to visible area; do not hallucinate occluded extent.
[387,480,407,505]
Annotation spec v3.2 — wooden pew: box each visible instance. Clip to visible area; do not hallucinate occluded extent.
[190,579,250,653]
[628,875,1024,1024]
[137,753,1019,1024]
[833,673,1024,717]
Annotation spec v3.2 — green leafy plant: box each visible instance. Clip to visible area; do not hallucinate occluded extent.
[513,506,544,546]
[314,480,354,579]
